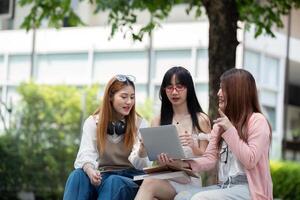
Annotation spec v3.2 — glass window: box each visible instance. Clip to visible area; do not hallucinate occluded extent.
[94,51,147,84]
[260,90,277,107]
[8,55,31,83]
[196,49,208,81]
[36,53,89,84]
[0,55,5,83]
[7,86,19,102]
[244,50,260,83]
[134,84,147,103]
[262,105,276,132]
[154,50,192,81]
[261,56,279,88]
[195,83,209,113]
[153,85,162,115]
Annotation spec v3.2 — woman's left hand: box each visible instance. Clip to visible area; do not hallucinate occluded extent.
[138,138,147,158]
[213,109,233,132]
[179,132,195,149]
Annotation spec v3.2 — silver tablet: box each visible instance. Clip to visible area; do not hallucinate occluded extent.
[139,125,187,161]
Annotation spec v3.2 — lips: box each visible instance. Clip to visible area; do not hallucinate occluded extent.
[123,106,131,112]
[171,97,180,101]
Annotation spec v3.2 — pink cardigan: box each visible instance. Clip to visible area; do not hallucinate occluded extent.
[189,113,273,200]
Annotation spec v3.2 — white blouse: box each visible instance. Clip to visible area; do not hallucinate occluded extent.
[218,141,246,183]
[74,115,151,170]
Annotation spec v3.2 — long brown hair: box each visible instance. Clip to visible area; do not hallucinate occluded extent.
[220,68,266,143]
[93,76,137,155]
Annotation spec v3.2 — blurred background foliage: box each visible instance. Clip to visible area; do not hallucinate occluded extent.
[271,160,300,200]
[0,82,99,199]
[1,83,299,199]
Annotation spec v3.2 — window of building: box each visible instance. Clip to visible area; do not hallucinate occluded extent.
[8,55,31,84]
[195,83,209,113]
[244,50,260,83]
[154,50,192,82]
[260,89,277,107]
[135,84,147,103]
[36,53,89,84]
[94,51,147,84]
[261,56,279,88]
[196,49,208,81]
[0,55,5,83]
[262,105,276,132]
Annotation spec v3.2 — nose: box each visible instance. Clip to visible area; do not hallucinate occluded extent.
[217,89,221,97]
[126,98,133,105]
[171,87,179,94]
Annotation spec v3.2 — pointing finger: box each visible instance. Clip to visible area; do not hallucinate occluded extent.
[218,108,226,117]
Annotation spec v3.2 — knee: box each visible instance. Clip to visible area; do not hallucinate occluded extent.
[140,179,161,193]
[190,192,217,200]
[64,169,93,200]
[71,168,88,178]
[67,169,89,184]
[141,178,157,187]
[106,175,137,188]
[174,191,194,200]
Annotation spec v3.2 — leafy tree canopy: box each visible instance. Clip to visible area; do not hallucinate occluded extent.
[20,0,300,39]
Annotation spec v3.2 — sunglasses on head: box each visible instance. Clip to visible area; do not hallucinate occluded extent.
[115,75,136,82]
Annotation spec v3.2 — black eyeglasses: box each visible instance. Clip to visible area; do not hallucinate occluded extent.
[220,144,228,164]
[115,74,136,82]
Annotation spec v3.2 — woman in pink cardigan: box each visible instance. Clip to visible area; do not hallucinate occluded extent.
[158,68,273,200]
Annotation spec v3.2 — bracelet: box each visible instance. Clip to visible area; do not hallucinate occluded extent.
[83,163,94,173]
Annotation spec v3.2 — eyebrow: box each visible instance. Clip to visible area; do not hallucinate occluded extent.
[120,92,135,96]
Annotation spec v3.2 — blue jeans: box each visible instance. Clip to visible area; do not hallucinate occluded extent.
[63,168,144,200]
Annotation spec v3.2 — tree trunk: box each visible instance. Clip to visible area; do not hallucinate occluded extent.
[203,0,239,120]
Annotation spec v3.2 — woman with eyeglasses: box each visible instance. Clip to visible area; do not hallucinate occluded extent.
[159,69,273,200]
[63,75,151,200]
[135,66,211,200]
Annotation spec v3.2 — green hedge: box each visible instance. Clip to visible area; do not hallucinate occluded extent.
[0,83,99,199]
[271,160,300,200]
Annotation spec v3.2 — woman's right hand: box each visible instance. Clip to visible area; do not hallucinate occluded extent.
[85,167,102,186]
[157,153,174,165]
[157,153,189,169]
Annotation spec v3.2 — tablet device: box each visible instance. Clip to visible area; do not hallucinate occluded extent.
[139,125,188,161]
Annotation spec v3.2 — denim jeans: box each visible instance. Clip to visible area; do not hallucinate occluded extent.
[63,168,144,200]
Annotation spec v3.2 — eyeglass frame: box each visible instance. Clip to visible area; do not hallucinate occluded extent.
[220,144,228,164]
[115,74,136,82]
[164,84,186,93]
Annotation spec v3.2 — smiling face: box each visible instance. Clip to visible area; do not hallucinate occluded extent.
[165,75,187,106]
[111,85,135,119]
[217,84,227,112]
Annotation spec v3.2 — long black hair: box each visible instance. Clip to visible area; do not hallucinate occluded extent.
[159,66,205,132]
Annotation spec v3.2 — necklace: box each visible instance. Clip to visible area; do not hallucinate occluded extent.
[173,114,189,125]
